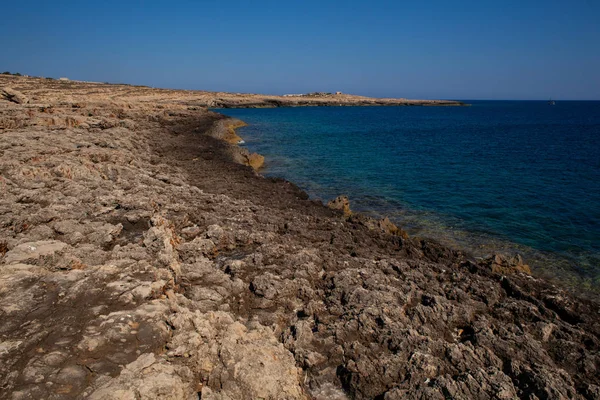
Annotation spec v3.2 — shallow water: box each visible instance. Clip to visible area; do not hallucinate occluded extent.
[218,102,600,287]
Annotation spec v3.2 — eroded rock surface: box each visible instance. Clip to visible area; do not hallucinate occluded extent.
[0,76,599,399]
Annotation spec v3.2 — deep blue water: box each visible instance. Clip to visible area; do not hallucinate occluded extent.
[219,102,600,287]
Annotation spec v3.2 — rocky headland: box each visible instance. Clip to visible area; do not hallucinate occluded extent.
[0,75,598,399]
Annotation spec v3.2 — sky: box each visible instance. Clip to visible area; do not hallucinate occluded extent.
[1,0,599,100]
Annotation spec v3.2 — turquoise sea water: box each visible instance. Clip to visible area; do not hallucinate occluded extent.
[218,102,600,288]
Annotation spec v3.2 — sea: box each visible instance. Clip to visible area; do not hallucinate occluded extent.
[218,101,600,290]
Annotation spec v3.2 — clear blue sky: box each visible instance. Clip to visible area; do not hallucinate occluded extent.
[1,0,599,99]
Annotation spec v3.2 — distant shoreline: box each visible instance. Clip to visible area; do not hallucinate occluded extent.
[0,73,467,108]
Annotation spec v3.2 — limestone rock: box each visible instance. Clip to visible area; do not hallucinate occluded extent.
[181,225,201,239]
[1,87,28,104]
[3,240,67,264]
[88,353,191,399]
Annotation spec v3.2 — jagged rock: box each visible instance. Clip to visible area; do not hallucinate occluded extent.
[250,272,281,300]
[208,322,305,399]
[181,225,201,239]
[178,237,217,261]
[327,195,352,216]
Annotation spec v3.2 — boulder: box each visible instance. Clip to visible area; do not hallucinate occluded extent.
[1,87,28,104]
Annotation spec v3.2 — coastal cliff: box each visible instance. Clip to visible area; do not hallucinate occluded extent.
[0,76,598,399]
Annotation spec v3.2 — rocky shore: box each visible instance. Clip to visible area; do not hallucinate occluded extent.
[1,75,599,399]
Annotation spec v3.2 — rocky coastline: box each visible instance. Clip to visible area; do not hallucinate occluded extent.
[0,75,466,109]
[1,75,599,399]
